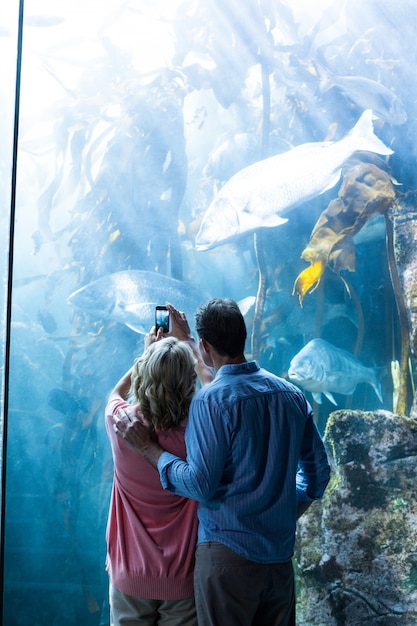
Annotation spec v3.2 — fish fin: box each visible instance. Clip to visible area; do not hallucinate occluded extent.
[312,392,323,404]
[375,387,383,403]
[122,302,157,316]
[263,215,288,228]
[348,109,393,156]
[372,382,383,403]
[324,391,338,405]
[243,201,288,229]
[313,60,334,93]
[124,322,146,334]
[322,171,342,193]
[373,365,387,402]
[237,296,256,316]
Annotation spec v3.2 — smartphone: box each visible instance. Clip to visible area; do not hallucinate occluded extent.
[155,305,170,333]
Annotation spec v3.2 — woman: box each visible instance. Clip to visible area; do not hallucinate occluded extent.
[105,329,200,626]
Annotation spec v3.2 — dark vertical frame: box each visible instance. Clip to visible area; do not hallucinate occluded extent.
[0,0,25,618]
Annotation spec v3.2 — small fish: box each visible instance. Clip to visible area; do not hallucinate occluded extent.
[364,58,400,71]
[314,60,407,126]
[195,109,393,251]
[67,270,210,334]
[287,338,385,405]
[37,309,58,334]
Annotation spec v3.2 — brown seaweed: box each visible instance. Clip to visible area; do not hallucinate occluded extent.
[293,156,398,305]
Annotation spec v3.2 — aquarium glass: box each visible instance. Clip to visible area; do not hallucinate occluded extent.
[0,0,20,535]
[2,0,416,624]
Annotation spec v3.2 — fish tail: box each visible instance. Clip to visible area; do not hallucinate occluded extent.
[372,365,387,402]
[373,381,383,403]
[348,109,394,156]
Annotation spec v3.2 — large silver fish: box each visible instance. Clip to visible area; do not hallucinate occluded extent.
[67,270,209,334]
[195,109,393,250]
[287,338,384,405]
[314,61,407,126]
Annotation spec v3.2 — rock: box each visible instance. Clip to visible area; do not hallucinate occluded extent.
[295,409,417,625]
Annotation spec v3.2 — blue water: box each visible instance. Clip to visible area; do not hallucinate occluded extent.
[1,0,416,623]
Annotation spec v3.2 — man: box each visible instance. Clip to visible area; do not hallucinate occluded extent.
[114,298,330,626]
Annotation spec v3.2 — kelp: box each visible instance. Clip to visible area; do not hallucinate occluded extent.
[293,154,399,305]
[292,154,415,414]
[385,212,411,414]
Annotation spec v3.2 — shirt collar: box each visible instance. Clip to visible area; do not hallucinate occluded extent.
[216,361,260,377]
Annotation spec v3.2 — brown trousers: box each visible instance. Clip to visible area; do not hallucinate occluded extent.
[109,583,197,626]
[194,542,295,626]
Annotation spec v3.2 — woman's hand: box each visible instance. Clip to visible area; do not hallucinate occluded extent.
[166,302,214,386]
[166,302,193,341]
[144,325,165,349]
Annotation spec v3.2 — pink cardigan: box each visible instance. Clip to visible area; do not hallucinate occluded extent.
[105,398,198,600]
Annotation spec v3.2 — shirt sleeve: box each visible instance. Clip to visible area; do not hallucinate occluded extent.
[296,412,331,502]
[158,452,198,495]
[157,397,227,502]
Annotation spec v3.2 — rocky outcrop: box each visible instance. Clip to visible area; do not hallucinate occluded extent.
[295,409,417,625]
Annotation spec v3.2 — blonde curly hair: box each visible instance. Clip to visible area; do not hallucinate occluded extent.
[129,337,197,431]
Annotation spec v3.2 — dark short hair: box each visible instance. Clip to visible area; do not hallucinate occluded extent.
[194,298,247,358]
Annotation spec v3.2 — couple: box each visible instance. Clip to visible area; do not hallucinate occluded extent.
[105,298,330,626]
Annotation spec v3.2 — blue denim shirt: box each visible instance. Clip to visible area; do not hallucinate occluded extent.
[158,361,330,563]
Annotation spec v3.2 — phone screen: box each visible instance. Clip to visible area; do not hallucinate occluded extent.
[155,306,170,333]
